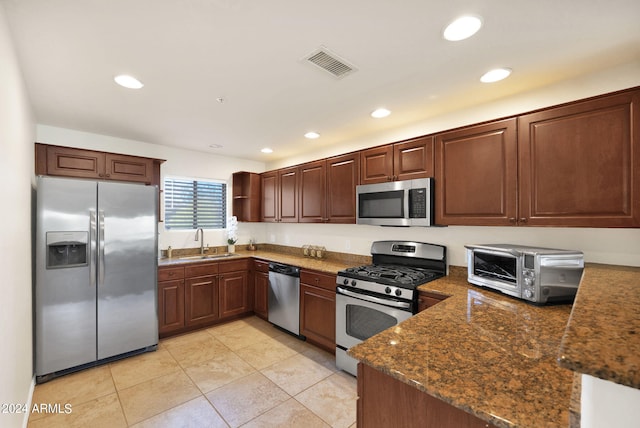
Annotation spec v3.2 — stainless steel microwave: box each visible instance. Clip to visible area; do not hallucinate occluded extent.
[356,178,434,226]
[465,244,584,304]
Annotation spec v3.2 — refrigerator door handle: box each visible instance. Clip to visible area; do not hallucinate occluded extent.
[90,210,97,289]
[98,210,105,287]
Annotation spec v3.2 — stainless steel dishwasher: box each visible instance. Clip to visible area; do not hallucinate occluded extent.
[268,262,301,336]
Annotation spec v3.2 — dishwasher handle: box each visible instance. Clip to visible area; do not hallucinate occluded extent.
[268,262,300,277]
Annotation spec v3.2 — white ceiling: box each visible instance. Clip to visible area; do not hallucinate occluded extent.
[3,0,640,161]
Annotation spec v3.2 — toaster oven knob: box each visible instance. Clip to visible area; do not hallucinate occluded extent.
[385,287,392,294]
[524,277,534,286]
[524,289,534,299]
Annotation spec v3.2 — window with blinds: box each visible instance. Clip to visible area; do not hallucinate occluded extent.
[164,177,227,230]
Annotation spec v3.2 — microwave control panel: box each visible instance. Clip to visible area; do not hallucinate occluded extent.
[409,188,427,218]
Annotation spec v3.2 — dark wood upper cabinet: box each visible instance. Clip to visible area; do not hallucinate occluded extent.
[361,145,394,185]
[299,160,326,223]
[36,143,157,184]
[326,152,360,223]
[261,171,278,222]
[232,171,261,222]
[435,119,518,226]
[261,167,298,222]
[394,136,434,181]
[278,166,299,223]
[361,137,433,184]
[298,152,360,224]
[518,90,640,227]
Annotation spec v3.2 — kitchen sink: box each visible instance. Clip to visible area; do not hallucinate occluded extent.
[178,253,236,260]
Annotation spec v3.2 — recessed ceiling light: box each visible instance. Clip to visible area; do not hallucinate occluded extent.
[209,144,223,149]
[371,108,391,118]
[480,68,512,83]
[114,74,144,89]
[261,148,273,154]
[443,16,482,41]
[304,132,320,139]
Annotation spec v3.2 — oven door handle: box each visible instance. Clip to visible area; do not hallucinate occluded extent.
[337,286,412,310]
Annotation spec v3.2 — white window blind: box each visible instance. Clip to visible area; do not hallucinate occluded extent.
[164,177,226,230]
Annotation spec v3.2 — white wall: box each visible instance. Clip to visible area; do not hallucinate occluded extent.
[581,375,640,428]
[0,3,35,428]
[36,125,266,252]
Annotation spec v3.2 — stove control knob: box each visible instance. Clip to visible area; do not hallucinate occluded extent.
[385,287,392,294]
[395,289,402,297]
[343,278,349,285]
[351,280,357,287]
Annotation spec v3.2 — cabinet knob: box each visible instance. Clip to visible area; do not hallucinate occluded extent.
[519,217,528,224]
[508,218,516,224]
[105,174,111,178]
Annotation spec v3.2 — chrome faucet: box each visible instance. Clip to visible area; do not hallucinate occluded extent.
[195,228,205,254]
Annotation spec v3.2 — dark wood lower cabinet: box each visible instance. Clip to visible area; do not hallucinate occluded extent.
[185,275,219,326]
[158,279,185,335]
[219,271,250,319]
[300,270,336,353]
[254,271,269,320]
[357,363,496,428]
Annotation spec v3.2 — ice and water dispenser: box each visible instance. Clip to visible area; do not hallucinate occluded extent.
[46,231,88,268]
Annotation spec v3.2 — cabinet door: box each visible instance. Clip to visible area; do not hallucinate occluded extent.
[261,171,278,222]
[45,145,105,179]
[278,166,299,222]
[158,279,185,334]
[105,153,153,184]
[435,119,518,226]
[219,271,250,319]
[254,271,269,320]
[300,283,336,352]
[394,136,434,181]
[326,153,360,224]
[361,145,394,184]
[518,90,640,227]
[299,160,326,223]
[185,275,219,326]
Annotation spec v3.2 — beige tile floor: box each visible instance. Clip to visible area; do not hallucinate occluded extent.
[28,316,357,428]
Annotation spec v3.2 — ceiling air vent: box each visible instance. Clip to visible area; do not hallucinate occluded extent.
[304,47,357,79]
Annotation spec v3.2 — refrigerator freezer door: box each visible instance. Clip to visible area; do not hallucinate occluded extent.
[36,177,98,376]
[97,181,158,359]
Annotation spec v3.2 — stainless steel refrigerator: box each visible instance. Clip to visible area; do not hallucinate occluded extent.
[35,176,158,382]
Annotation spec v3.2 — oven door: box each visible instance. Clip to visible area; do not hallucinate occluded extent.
[335,287,413,374]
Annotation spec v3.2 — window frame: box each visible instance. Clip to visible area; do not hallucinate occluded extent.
[163,176,227,231]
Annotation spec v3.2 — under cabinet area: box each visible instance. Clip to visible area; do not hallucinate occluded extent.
[158,266,186,335]
[300,269,336,353]
[417,290,449,312]
[158,259,252,338]
[357,363,497,428]
[253,260,269,320]
[218,259,251,319]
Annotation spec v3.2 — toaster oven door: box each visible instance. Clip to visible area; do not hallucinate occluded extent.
[467,249,521,298]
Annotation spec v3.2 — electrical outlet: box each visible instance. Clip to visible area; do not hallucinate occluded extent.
[345,240,351,250]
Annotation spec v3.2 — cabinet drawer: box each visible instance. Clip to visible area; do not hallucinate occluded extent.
[219,258,250,273]
[158,266,185,281]
[253,259,270,273]
[300,270,337,292]
[185,262,218,277]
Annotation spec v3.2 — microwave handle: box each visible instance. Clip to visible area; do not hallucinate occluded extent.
[404,188,410,218]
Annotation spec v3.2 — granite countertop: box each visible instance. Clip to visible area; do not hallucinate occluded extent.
[348,266,575,428]
[158,247,363,274]
[558,264,640,389]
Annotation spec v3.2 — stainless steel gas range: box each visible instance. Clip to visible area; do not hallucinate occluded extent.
[335,240,447,376]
